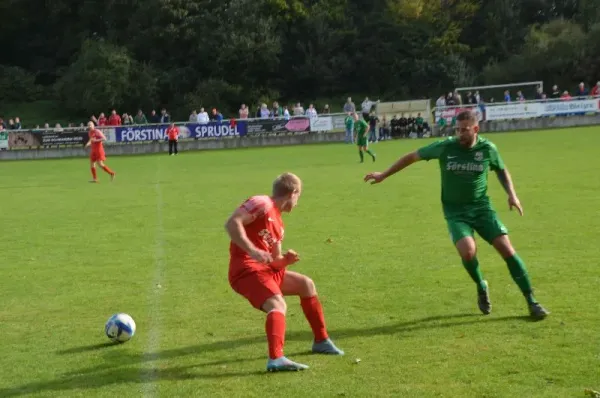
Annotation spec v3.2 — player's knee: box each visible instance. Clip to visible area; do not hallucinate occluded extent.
[300,276,317,298]
[262,295,287,314]
[457,239,477,261]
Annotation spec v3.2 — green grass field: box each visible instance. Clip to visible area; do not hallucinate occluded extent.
[0,128,598,397]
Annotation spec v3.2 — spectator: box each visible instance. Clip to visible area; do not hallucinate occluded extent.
[260,103,270,119]
[271,102,283,117]
[97,112,107,126]
[134,110,148,125]
[239,104,249,119]
[516,91,525,102]
[55,123,64,132]
[305,104,317,119]
[551,85,561,99]
[453,91,462,105]
[211,108,223,122]
[368,111,378,142]
[535,86,544,100]
[446,92,456,106]
[160,108,170,123]
[591,81,600,97]
[283,106,290,120]
[575,82,588,98]
[361,97,379,121]
[436,94,446,108]
[379,116,390,140]
[474,91,481,104]
[122,113,133,125]
[503,90,511,103]
[0,118,5,128]
[197,107,209,124]
[322,104,330,114]
[108,109,122,126]
[344,112,354,143]
[561,91,572,100]
[149,110,160,124]
[343,97,355,113]
[293,102,304,116]
[466,91,475,104]
[7,119,15,129]
[14,117,22,129]
[255,106,261,118]
[189,110,198,122]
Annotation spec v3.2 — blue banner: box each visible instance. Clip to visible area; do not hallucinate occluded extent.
[115,121,247,142]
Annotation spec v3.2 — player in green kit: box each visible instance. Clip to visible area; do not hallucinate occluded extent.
[353,113,376,163]
[364,110,549,318]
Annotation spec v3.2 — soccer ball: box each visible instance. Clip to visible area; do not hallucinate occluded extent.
[105,313,136,343]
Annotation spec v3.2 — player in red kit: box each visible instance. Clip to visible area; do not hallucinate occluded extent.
[225,172,344,372]
[85,121,115,183]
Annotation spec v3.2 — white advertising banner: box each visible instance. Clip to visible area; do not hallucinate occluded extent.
[484,103,542,121]
[540,99,600,116]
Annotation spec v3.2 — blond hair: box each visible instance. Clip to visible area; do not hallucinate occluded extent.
[272,172,302,197]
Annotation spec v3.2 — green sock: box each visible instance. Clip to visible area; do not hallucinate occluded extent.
[505,253,536,304]
[359,150,364,162]
[366,149,375,159]
[461,257,487,292]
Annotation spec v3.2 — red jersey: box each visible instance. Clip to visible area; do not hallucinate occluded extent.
[229,195,284,281]
[89,129,104,152]
[167,126,179,140]
[97,117,107,126]
[108,114,122,126]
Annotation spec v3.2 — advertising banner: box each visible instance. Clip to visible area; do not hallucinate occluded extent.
[115,121,247,142]
[540,99,600,116]
[246,117,310,135]
[0,131,8,149]
[310,116,333,132]
[484,103,542,121]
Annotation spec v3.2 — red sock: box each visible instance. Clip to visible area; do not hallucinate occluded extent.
[101,165,114,175]
[300,296,328,342]
[266,310,286,359]
[91,167,97,180]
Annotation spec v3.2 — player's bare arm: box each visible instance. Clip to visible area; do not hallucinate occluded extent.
[364,151,422,184]
[270,242,300,270]
[496,168,523,216]
[225,208,273,263]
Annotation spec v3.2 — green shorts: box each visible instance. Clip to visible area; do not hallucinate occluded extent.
[446,208,508,245]
[357,138,368,147]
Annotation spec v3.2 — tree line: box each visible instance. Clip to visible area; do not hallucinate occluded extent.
[0,0,599,120]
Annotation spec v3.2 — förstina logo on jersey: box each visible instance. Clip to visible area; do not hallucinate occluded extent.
[446,161,484,172]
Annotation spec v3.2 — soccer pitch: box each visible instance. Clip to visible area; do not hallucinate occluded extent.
[0,127,598,397]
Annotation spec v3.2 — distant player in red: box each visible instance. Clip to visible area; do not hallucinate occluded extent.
[85,121,115,183]
[225,172,344,372]
[166,123,179,156]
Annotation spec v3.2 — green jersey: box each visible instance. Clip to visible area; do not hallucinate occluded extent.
[354,119,369,139]
[417,136,505,215]
[345,116,354,130]
[416,117,424,126]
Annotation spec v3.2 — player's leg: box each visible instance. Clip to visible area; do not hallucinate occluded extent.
[168,139,173,155]
[281,271,344,355]
[362,143,376,162]
[97,160,115,178]
[448,219,491,314]
[476,211,549,318]
[90,159,98,182]
[357,144,364,162]
[231,271,308,371]
[174,140,178,155]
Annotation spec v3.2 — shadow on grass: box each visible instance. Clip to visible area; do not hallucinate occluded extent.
[1,313,537,396]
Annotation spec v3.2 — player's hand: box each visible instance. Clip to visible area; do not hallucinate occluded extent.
[508,195,523,216]
[284,249,300,266]
[250,248,273,264]
[364,172,386,184]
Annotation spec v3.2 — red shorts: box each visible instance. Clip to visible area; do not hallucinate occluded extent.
[230,268,286,310]
[90,150,106,162]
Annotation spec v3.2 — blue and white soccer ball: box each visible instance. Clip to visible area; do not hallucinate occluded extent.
[105,313,136,343]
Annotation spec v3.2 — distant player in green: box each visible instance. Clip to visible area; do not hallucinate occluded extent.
[353,113,376,163]
[364,110,549,318]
